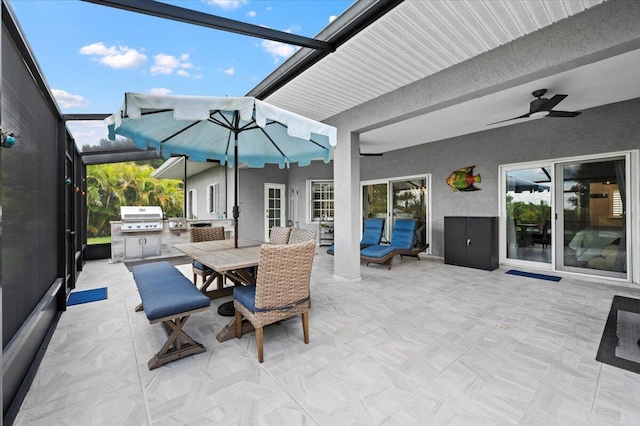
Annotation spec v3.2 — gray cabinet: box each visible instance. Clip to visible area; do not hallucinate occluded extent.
[124,235,160,259]
[445,216,498,271]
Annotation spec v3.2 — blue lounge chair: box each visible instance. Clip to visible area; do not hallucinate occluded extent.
[327,218,385,255]
[360,219,426,270]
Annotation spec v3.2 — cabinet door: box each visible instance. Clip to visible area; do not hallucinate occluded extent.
[142,235,160,258]
[124,237,143,259]
[444,217,468,266]
[466,217,494,269]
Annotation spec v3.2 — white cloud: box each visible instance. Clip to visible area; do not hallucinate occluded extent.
[51,89,88,108]
[329,15,337,23]
[151,53,195,77]
[66,121,108,148]
[149,87,173,95]
[246,10,256,17]
[79,42,146,69]
[261,39,297,63]
[204,0,247,10]
[223,68,235,75]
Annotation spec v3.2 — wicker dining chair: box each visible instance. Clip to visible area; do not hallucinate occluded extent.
[268,226,292,244]
[234,240,315,363]
[288,228,317,245]
[190,226,225,288]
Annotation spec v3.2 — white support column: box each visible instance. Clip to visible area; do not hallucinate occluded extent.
[333,130,361,280]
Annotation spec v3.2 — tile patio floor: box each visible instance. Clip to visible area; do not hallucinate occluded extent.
[12,252,640,425]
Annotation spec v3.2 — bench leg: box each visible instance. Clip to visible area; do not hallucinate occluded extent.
[135,303,143,312]
[148,315,205,370]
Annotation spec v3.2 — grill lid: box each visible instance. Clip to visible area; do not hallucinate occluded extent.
[120,206,163,221]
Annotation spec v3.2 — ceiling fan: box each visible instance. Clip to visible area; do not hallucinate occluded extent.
[359,148,383,157]
[488,89,581,125]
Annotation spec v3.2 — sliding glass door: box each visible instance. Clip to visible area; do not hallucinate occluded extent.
[391,178,427,247]
[557,156,627,279]
[502,154,631,280]
[362,176,429,248]
[362,182,389,241]
[504,166,552,265]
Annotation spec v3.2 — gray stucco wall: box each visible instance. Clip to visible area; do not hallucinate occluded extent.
[186,164,228,220]
[238,165,288,241]
[286,160,333,234]
[361,97,640,257]
[182,97,640,255]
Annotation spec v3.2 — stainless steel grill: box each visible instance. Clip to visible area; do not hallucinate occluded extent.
[120,206,164,232]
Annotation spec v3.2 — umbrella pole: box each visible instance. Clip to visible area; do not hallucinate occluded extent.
[233,132,239,248]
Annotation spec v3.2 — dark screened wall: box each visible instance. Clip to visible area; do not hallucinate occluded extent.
[2,24,60,348]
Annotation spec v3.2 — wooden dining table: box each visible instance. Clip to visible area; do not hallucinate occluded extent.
[173,238,264,342]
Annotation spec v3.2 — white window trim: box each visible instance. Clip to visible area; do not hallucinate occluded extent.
[307,179,334,223]
[187,189,197,219]
[207,183,219,215]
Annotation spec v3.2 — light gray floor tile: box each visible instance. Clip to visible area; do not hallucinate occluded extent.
[11,255,640,425]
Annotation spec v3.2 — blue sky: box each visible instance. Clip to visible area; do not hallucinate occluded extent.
[9,0,353,147]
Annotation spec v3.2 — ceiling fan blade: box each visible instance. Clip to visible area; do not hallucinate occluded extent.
[539,94,567,111]
[487,112,531,126]
[546,110,581,118]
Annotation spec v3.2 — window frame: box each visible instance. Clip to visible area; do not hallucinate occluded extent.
[307,179,334,223]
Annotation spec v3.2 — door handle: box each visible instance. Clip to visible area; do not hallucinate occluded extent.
[65,229,75,237]
[467,238,471,246]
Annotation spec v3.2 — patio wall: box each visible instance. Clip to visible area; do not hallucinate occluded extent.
[238,165,288,241]
[188,163,228,220]
[1,11,73,418]
[360,97,640,258]
[182,97,640,255]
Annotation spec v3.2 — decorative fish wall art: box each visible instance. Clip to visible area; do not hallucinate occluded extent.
[446,165,481,192]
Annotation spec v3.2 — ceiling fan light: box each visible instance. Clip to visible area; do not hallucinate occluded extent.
[529,111,549,119]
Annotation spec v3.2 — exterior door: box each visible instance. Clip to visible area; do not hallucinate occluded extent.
[556,156,628,279]
[503,165,553,267]
[264,183,286,241]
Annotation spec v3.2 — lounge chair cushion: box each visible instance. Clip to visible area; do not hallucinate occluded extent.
[361,218,385,246]
[233,284,257,313]
[389,219,416,250]
[327,218,386,255]
[360,244,396,259]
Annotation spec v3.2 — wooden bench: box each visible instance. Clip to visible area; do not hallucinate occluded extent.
[132,261,211,370]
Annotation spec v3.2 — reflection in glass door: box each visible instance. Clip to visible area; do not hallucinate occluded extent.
[505,166,552,264]
[362,183,388,241]
[558,157,627,278]
[391,178,427,247]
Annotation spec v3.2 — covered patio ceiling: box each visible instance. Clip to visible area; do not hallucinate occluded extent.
[254,0,640,155]
[71,0,634,161]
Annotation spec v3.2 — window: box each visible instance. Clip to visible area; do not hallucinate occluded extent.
[187,189,197,219]
[207,183,219,215]
[308,180,334,222]
[612,190,623,216]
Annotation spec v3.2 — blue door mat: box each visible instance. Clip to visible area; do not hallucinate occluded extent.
[67,287,108,306]
[506,270,561,282]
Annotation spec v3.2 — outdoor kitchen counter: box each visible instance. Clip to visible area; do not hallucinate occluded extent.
[110,219,234,262]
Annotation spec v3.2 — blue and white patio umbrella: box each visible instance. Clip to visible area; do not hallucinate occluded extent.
[105,93,337,247]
